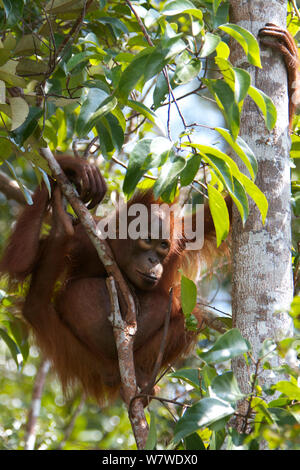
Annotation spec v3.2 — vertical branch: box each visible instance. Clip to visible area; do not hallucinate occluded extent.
[106,276,149,449]
[24,359,50,450]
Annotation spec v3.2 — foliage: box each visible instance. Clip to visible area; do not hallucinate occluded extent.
[0,0,299,450]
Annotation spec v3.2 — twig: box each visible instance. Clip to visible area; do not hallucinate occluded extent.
[24,359,50,450]
[290,0,300,20]
[56,394,86,450]
[55,0,93,66]
[0,170,30,205]
[111,155,157,181]
[125,0,154,47]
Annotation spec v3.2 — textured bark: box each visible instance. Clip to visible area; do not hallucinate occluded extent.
[229,0,294,412]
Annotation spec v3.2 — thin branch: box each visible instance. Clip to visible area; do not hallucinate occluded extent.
[0,170,30,205]
[56,394,86,450]
[24,359,50,450]
[55,0,93,66]
[106,276,149,449]
[290,0,300,19]
[124,0,154,47]
[196,305,228,334]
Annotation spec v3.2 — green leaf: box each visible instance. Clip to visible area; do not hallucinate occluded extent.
[258,338,277,359]
[181,275,197,316]
[117,48,153,101]
[2,0,24,26]
[207,184,230,246]
[209,79,240,140]
[248,85,277,131]
[0,137,13,157]
[102,113,124,152]
[213,0,223,11]
[143,50,168,83]
[231,176,249,224]
[213,2,229,29]
[153,70,170,109]
[0,328,21,369]
[272,381,300,401]
[180,153,201,186]
[200,328,251,364]
[123,139,153,195]
[170,368,201,389]
[199,32,221,58]
[85,96,118,134]
[215,127,257,180]
[0,60,26,87]
[290,137,300,158]
[173,58,201,85]
[16,58,49,80]
[173,398,234,444]
[186,143,268,224]
[5,160,33,205]
[76,88,109,137]
[150,137,173,167]
[66,50,100,72]
[144,411,157,450]
[162,0,204,20]
[98,17,129,36]
[184,433,206,450]
[95,120,114,157]
[237,172,268,224]
[268,407,299,426]
[11,106,43,146]
[15,34,43,56]
[210,429,226,450]
[10,97,29,131]
[233,67,251,103]
[153,154,186,199]
[210,371,244,404]
[219,23,262,67]
[203,153,233,192]
[127,100,157,124]
[7,318,29,362]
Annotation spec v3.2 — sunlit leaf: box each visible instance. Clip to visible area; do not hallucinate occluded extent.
[199,32,221,58]
[173,398,234,444]
[181,275,197,316]
[10,97,29,131]
[200,328,251,364]
[219,23,262,67]
[210,371,244,403]
[76,88,109,137]
[144,411,157,450]
[248,85,277,131]
[215,127,257,180]
[207,184,230,246]
[153,154,186,199]
[0,328,21,369]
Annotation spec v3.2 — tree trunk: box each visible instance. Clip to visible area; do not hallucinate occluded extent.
[229,0,294,429]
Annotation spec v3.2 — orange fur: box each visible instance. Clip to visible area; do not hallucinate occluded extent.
[0,167,231,405]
